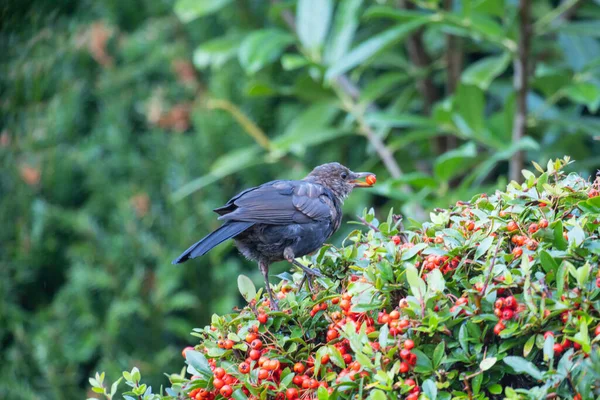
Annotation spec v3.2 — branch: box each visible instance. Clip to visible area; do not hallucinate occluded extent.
[509,0,532,183]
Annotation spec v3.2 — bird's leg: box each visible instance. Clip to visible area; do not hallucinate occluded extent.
[259,260,279,311]
[289,258,323,278]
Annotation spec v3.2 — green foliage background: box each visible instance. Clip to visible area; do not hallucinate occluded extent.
[1,0,599,399]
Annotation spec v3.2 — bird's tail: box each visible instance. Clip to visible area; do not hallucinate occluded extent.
[171,221,253,264]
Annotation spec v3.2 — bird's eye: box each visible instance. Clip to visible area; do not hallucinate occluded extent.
[341,172,348,179]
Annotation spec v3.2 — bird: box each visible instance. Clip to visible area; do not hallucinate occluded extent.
[172,162,376,309]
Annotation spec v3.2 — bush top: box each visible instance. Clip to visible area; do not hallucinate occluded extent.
[91,158,600,400]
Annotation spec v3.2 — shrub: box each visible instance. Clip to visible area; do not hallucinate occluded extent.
[92,158,600,400]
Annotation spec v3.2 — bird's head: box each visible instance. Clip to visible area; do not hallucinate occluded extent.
[305,162,376,200]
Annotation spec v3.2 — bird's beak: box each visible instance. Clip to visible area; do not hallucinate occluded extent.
[350,172,376,187]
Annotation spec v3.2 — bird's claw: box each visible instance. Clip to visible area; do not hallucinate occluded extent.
[302,266,323,277]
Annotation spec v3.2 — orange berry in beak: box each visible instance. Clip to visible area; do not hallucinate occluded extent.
[365,175,377,186]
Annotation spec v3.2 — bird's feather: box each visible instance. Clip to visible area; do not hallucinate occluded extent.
[171,221,254,264]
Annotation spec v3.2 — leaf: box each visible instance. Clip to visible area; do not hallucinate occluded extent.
[327,345,346,368]
[571,320,591,354]
[433,341,445,368]
[564,81,600,113]
[426,269,445,294]
[110,378,122,397]
[459,324,469,354]
[297,0,333,55]
[462,53,511,90]
[174,0,232,22]
[474,236,494,260]
[237,275,257,302]
[556,261,568,299]
[553,221,568,251]
[232,389,249,400]
[405,265,426,301]
[503,356,544,380]
[185,350,212,379]
[422,379,438,400]
[454,84,485,139]
[540,250,559,275]
[434,142,478,181]
[489,384,502,395]
[193,34,243,69]
[401,243,428,260]
[325,17,430,80]
[325,0,364,64]
[378,323,389,349]
[543,334,554,362]
[524,334,536,357]
[367,389,387,400]
[479,357,497,371]
[238,29,295,74]
[317,386,330,400]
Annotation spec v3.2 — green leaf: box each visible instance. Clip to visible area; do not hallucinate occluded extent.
[193,34,243,69]
[434,142,478,181]
[328,345,346,368]
[238,29,295,74]
[458,324,469,354]
[405,265,426,302]
[367,389,387,400]
[489,384,502,395]
[325,0,364,64]
[503,356,544,381]
[571,320,591,354]
[479,357,496,371]
[462,53,511,90]
[325,17,430,80]
[426,269,445,294]
[543,334,554,362]
[524,334,536,358]
[237,274,257,302]
[378,323,389,349]
[540,250,559,275]
[422,379,438,400]
[232,389,249,400]
[454,84,485,139]
[564,81,600,113]
[553,221,568,250]
[174,0,232,22]
[317,386,330,400]
[556,261,568,299]
[474,236,494,260]
[185,350,212,379]
[401,243,428,260]
[433,341,445,368]
[297,0,333,55]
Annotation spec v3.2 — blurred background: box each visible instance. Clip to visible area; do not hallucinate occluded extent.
[1,0,599,398]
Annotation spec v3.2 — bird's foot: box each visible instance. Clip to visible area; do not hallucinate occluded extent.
[290,259,323,278]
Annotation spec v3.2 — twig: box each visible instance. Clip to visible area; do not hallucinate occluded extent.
[357,216,380,232]
[481,239,504,297]
[509,0,532,183]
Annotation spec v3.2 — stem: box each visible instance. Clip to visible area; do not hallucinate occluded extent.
[207,99,271,150]
[481,239,504,297]
[357,216,381,232]
[509,0,532,183]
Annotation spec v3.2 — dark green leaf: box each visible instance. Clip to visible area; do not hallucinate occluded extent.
[238,29,295,74]
[174,0,232,22]
[462,53,511,90]
[325,0,363,64]
[503,356,544,380]
[297,0,333,54]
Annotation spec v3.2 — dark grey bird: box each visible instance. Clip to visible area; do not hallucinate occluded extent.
[172,162,375,309]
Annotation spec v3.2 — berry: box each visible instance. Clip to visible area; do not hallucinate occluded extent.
[501,309,514,320]
[327,329,339,342]
[258,313,268,324]
[553,343,563,354]
[389,310,400,320]
[404,378,416,388]
[539,219,549,228]
[399,361,409,374]
[544,331,554,340]
[392,235,401,245]
[504,296,517,310]
[494,322,505,335]
[258,369,269,380]
[512,247,523,257]
[220,385,233,398]
[404,339,415,350]
[213,378,224,390]
[507,221,518,232]
[528,223,539,233]
[494,299,504,309]
[595,326,600,337]
[365,175,377,186]
[400,349,411,360]
[245,333,257,343]
[286,388,299,400]
[293,362,305,374]
[249,349,261,360]
[238,362,250,374]
[213,367,226,379]
[250,339,263,350]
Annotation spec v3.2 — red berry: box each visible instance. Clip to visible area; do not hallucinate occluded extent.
[392,235,401,245]
[512,247,523,257]
[258,313,268,324]
[504,296,517,310]
[494,299,504,309]
[321,354,330,364]
[400,349,411,360]
[596,277,600,288]
[213,367,226,379]
[553,343,563,354]
[293,362,305,374]
[544,331,554,340]
[258,368,269,380]
[365,174,377,186]
[399,361,409,374]
[238,362,250,374]
[220,385,233,398]
[528,223,539,234]
[595,326,600,337]
[245,333,257,343]
[408,353,417,366]
[589,189,599,198]
[494,322,505,335]
[501,309,514,320]
[389,310,400,320]
[286,388,299,400]
[507,221,518,232]
[539,219,549,228]
[404,339,415,350]
[404,378,416,388]
[213,377,224,390]
[250,339,262,350]
[327,329,339,342]
[249,349,261,360]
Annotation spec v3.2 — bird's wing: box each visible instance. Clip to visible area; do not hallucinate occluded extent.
[216,180,334,225]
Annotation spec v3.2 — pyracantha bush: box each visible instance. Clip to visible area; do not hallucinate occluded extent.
[91,158,600,400]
